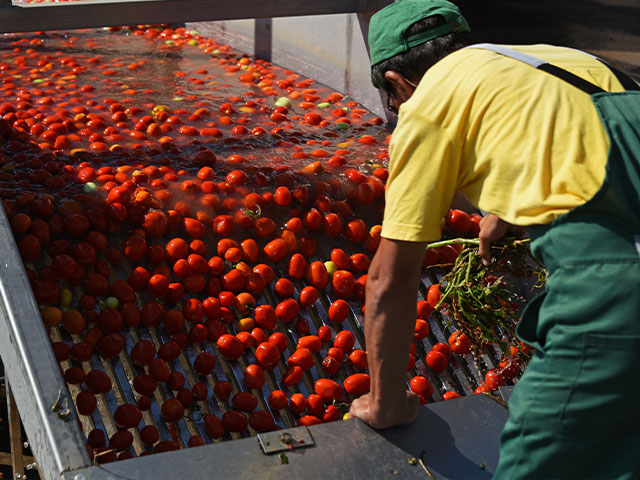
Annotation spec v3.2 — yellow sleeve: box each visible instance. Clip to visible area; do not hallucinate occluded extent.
[381,111,461,242]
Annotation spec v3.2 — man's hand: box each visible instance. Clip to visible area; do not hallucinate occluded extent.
[478,214,509,266]
[349,390,420,429]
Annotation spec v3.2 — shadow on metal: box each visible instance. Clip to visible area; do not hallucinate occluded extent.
[381,394,508,479]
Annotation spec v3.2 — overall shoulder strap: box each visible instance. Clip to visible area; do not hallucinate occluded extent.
[466,43,639,94]
[564,47,640,92]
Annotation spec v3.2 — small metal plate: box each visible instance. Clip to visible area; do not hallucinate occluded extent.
[257,426,314,454]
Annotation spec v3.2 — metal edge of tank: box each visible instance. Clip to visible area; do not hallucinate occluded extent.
[0,206,91,479]
[60,394,508,480]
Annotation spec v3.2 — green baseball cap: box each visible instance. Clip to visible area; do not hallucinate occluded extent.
[369,0,470,67]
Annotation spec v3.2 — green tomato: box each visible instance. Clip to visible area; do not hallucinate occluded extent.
[335,122,350,131]
[105,297,120,309]
[324,261,337,277]
[275,97,293,109]
[316,102,331,109]
[83,182,98,194]
[188,40,199,46]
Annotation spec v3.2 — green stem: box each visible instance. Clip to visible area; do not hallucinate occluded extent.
[425,238,480,250]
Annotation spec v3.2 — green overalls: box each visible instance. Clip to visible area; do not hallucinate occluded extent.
[466,45,640,479]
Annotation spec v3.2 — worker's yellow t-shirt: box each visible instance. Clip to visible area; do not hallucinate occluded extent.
[381,44,626,242]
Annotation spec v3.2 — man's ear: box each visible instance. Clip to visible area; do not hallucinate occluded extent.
[384,70,416,102]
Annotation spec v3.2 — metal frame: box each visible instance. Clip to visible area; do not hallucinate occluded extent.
[0,205,91,478]
[0,0,379,33]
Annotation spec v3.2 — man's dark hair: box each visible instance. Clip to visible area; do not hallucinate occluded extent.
[371,15,474,95]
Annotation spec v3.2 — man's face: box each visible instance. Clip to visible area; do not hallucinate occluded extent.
[384,74,419,115]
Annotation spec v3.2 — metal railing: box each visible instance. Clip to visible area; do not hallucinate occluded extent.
[0,0,386,33]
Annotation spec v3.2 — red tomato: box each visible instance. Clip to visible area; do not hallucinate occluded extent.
[343,373,370,396]
[255,341,280,370]
[445,209,471,235]
[348,349,368,369]
[410,376,434,399]
[432,342,452,357]
[448,331,472,355]
[328,299,350,323]
[426,284,442,310]
[275,298,300,323]
[332,270,355,298]
[130,340,156,367]
[85,370,112,394]
[288,253,307,279]
[275,278,294,298]
[216,334,243,360]
[442,391,462,401]
[263,238,287,262]
[148,359,171,382]
[161,399,185,422]
[249,411,277,432]
[268,332,288,353]
[297,335,322,353]
[288,348,314,370]
[232,392,258,412]
[299,286,319,308]
[288,393,307,414]
[484,368,505,391]
[114,404,142,429]
[193,352,216,375]
[213,381,232,402]
[314,378,343,403]
[334,330,355,354]
[414,318,430,340]
[140,425,160,446]
[268,390,288,410]
[281,365,303,387]
[254,305,276,330]
[306,261,329,290]
[426,350,448,373]
[244,364,265,389]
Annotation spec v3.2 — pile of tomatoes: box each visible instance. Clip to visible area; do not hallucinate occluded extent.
[0,25,520,462]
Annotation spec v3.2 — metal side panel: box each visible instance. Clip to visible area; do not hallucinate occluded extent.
[62,394,507,480]
[0,206,92,479]
[0,0,371,34]
[188,6,392,119]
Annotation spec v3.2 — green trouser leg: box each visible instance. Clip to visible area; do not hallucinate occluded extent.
[495,263,640,479]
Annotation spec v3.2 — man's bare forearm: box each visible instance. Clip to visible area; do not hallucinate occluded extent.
[359,238,426,425]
